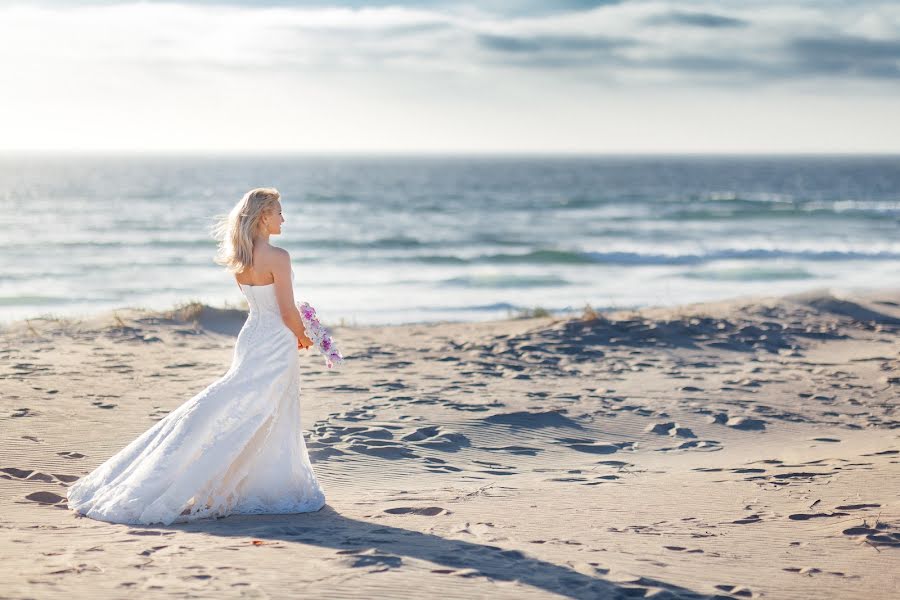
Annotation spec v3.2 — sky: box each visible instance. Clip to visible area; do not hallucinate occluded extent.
[0,0,898,153]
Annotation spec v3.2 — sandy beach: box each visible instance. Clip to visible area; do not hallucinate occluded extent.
[1,286,898,599]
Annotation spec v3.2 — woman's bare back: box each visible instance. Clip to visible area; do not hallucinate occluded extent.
[234,245,280,287]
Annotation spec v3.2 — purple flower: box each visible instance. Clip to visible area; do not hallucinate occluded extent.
[296,299,343,368]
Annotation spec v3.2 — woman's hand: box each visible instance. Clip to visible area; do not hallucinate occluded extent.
[298,331,314,350]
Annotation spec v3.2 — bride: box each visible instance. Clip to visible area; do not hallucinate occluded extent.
[66,187,328,525]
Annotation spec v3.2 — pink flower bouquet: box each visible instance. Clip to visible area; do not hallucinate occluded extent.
[297,300,344,369]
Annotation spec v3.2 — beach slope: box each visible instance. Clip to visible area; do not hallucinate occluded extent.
[1,287,898,599]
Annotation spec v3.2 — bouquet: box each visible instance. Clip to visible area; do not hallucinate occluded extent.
[297,300,344,369]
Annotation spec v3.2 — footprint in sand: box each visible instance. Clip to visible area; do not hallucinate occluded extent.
[788,512,850,521]
[656,440,722,452]
[782,566,823,576]
[482,445,541,456]
[401,426,471,451]
[0,467,76,484]
[715,584,754,597]
[646,421,676,434]
[725,416,767,430]
[835,503,881,510]
[861,449,898,456]
[583,474,622,486]
[24,491,67,506]
[384,506,449,516]
[482,410,584,429]
[1,467,35,480]
[372,381,408,391]
[138,545,169,557]
[350,426,398,440]
[732,514,763,525]
[680,385,704,392]
[704,412,729,424]
[568,442,623,454]
[555,438,632,454]
[164,361,198,369]
[148,407,171,420]
[765,471,837,487]
[597,459,632,468]
[444,400,503,412]
[344,439,419,460]
[549,476,588,482]
[91,401,118,409]
[424,462,463,473]
[645,421,696,438]
[384,361,413,368]
[57,451,86,459]
[325,384,370,393]
[336,408,377,421]
[842,521,900,548]
[663,546,704,553]
[472,459,517,475]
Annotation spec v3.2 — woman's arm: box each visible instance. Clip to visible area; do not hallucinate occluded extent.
[271,250,312,346]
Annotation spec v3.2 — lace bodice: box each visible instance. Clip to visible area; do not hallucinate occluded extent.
[240,269,295,316]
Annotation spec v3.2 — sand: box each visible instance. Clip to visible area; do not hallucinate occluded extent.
[1,287,898,599]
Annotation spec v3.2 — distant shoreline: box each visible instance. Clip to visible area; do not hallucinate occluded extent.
[5,283,900,335]
[2,150,900,158]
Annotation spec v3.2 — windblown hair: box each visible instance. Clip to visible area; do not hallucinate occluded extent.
[210,187,281,274]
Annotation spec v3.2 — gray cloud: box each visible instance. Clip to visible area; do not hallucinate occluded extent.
[465,10,900,86]
[644,10,750,28]
[788,35,900,79]
[7,1,900,87]
[477,33,635,54]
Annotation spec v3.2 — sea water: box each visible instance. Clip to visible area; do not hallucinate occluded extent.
[1,153,898,325]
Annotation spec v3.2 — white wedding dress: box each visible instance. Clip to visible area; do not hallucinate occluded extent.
[66,269,327,525]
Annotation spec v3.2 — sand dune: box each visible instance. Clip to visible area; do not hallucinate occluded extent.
[1,288,898,598]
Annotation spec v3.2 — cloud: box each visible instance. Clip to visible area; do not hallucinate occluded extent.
[2,1,899,86]
[13,0,627,17]
[0,0,898,152]
[788,34,900,79]
[476,32,634,54]
[644,10,749,28]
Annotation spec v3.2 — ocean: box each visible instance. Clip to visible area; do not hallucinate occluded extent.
[2,153,898,326]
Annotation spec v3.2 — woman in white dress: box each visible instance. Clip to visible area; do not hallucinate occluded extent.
[66,187,328,525]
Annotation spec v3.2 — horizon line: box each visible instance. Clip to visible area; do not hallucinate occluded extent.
[1,149,899,157]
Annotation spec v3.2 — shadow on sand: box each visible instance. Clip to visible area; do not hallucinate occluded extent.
[117,504,732,600]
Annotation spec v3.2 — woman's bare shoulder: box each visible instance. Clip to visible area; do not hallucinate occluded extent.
[254,246,290,277]
[259,245,289,264]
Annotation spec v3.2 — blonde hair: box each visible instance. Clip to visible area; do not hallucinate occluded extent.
[210,187,281,274]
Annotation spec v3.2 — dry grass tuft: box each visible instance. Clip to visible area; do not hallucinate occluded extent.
[508,305,553,319]
[580,302,605,322]
[166,299,206,323]
[24,318,42,337]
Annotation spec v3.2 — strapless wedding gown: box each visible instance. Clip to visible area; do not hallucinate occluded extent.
[66,269,327,525]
